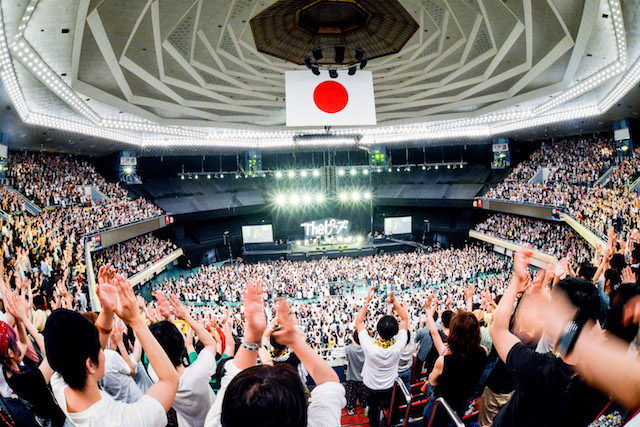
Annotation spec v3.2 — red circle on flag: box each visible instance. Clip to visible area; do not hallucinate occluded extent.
[313,81,348,113]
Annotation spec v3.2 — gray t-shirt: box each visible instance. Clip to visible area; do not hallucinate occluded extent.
[345,344,365,382]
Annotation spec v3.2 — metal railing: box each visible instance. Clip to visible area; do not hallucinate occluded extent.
[386,377,412,427]
[426,397,464,427]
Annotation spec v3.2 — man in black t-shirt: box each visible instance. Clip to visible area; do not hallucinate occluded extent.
[490,249,608,427]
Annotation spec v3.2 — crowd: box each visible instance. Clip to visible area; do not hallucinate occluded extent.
[0,144,637,427]
[484,136,640,239]
[92,235,177,278]
[6,152,163,233]
[475,213,593,262]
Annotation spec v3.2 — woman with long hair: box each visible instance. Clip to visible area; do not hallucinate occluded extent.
[422,296,488,426]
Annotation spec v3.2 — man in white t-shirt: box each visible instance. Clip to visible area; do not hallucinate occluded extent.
[148,294,218,426]
[356,287,409,427]
[44,269,179,427]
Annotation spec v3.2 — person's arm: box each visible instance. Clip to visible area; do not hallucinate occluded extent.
[491,248,533,363]
[273,299,338,386]
[388,292,409,331]
[234,279,266,370]
[170,294,216,355]
[221,310,235,357]
[544,292,640,410]
[113,274,179,412]
[428,356,444,386]
[112,320,135,376]
[356,285,376,333]
[95,265,117,349]
[424,296,446,355]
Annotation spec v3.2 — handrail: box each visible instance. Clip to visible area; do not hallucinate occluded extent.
[476,197,565,211]
[387,377,412,427]
[83,214,166,238]
[426,397,464,427]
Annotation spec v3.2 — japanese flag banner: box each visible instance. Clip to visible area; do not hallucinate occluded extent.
[285,70,376,126]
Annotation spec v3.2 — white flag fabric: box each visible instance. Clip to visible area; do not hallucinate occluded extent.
[285,70,376,126]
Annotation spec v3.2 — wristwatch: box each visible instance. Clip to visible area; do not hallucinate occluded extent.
[555,312,587,358]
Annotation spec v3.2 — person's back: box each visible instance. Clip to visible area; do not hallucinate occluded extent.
[345,343,365,382]
[491,343,608,427]
[433,346,486,410]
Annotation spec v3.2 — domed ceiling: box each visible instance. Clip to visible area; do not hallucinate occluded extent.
[0,0,638,152]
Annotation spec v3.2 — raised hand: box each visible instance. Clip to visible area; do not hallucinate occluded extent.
[386,291,396,304]
[513,247,534,284]
[96,265,118,313]
[155,291,172,320]
[623,295,640,326]
[272,298,303,348]
[365,284,376,304]
[2,288,27,322]
[622,266,636,284]
[243,278,266,343]
[169,294,190,321]
[113,275,142,326]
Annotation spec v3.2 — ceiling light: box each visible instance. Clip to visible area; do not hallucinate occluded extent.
[275,171,283,179]
[312,169,320,177]
[288,171,295,178]
[300,170,308,178]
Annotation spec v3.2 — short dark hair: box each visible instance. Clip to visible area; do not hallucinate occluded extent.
[149,321,185,367]
[610,254,627,274]
[577,262,596,282]
[631,248,640,264]
[605,283,640,343]
[447,311,481,355]
[44,309,101,390]
[222,364,306,427]
[376,315,399,341]
[442,310,454,329]
[555,277,600,322]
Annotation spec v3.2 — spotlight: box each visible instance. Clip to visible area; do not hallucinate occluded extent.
[124,166,133,174]
[312,47,323,61]
[356,236,363,243]
[338,169,345,176]
[351,192,360,201]
[335,46,345,63]
[362,169,369,175]
[302,194,312,204]
[337,236,344,243]
[296,240,302,245]
[363,192,371,200]
[288,171,295,178]
[348,66,357,75]
[315,193,325,203]
[338,192,348,202]
[435,165,439,170]
[300,170,308,178]
[329,69,338,79]
[290,194,300,204]
[235,174,240,179]
[275,171,283,179]
[350,169,357,176]
[422,165,426,170]
[345,236,352,243]
[181,175,185,180]
[460,164,464,168]
[447,164,451,169]
[194,174,199,179]
[312,169,320,177]
[397,167,401,172]
[207,174,211,179]
[405,167,410,172]
[311,66,320,76]
[220,174,224,179]
[276,195,286,205]
[388,168,392,172]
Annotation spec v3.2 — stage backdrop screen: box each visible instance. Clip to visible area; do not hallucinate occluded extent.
[242,225,274,244]
[384,216,412,235]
